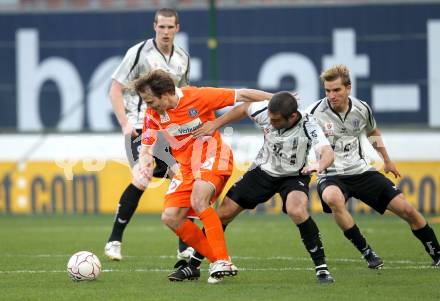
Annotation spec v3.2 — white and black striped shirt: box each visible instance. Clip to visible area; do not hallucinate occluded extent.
[248,101,330,177]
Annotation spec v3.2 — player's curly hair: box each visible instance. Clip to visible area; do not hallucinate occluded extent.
[320,64,351,86]
[134,69,175,98]
[268,91,298,119]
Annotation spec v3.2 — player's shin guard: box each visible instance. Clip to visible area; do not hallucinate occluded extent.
[175,219,216,262]
[108,183,143,242]
[199,208,229,261]
[412,224,440,261]
[188,224,228,268]
[344,224,371,254]
[297,217,326,267]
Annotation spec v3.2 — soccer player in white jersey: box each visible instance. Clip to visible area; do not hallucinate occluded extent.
[307,64,440,268]
[105,8,193,261]
[170,92,336,284]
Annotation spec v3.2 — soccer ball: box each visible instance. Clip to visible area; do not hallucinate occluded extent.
[67,251,101,281]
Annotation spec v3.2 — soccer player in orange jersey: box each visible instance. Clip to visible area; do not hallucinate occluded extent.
[134,69,273,281]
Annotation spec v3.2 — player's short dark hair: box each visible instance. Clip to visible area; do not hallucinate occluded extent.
[268,92,298,119]
[134,69,175,98]
[155,8,179,24]
[320,64,351,86]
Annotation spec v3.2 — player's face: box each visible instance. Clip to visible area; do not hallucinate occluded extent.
[268,111,295,130]
[154,15,179,49]
[139,90,168,114]
[324,78,351,112]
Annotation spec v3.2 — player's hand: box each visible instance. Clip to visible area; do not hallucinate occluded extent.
[122,121,138,137]
[193,121,217,138]
[301,162,321,174]
[383,161,401,178]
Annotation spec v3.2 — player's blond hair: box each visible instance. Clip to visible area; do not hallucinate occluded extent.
[320,64,351,86]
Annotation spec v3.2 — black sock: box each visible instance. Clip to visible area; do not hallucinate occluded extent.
[108,184,143,242]
[343,224,371,254]
[188,224,228,268]
[297,217,326,267]
[179,218,195,252]
[412,224,440,260]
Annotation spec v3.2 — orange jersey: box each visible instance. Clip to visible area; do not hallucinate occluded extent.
[142,86,236,175]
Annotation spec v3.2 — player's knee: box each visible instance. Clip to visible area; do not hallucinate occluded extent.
[190,197,210,215]
[217,198,237,225]
[322,189,344,210]
[286,205,308,222]
[161,212,180,230]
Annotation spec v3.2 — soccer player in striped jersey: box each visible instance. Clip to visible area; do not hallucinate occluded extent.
[105,8,193,261]
[307,64,440,268]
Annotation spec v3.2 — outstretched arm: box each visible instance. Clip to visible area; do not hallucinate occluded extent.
[193,103,251,138]
[368,128,401,178]
[236,89,273,102]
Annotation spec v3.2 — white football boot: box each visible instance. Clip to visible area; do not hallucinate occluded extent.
[209,260,238,278]
[104,241,122,261]
[176,247,194,261]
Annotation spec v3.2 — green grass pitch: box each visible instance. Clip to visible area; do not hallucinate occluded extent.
[1,214,439,301]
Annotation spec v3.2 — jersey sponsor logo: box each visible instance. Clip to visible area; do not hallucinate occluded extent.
[188,108,198,118]
[166,118,202,136]
[159,112,170,123]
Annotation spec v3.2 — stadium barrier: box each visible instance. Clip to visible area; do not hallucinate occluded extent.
[1,161,439,215]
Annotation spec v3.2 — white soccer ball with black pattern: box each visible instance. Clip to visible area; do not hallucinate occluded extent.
[67,251,101,281]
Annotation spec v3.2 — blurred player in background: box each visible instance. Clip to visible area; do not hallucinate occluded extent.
[307,64,440,268]
[135,69,273,281]
[172,92,335,284]
[105,8,193,261]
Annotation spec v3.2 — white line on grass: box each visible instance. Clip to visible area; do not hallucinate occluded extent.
[1,254,429,265]
[0,265,436,275]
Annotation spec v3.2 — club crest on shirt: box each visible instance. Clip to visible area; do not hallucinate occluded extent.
[188,108,198,118]
[159,112,170,123]
[352,119,360,130]
[324,122,334,136]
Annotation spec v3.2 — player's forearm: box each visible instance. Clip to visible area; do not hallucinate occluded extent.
[215,104,249,128]
[139,144,154,172]
[368,128,392,163]
[109,80,129,128]
[318,145,335,172]
[236,89,273,102]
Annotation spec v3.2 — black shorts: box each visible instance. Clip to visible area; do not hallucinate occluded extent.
[226,166,311,214]
[317,170,402,214]
[125,129,173,179]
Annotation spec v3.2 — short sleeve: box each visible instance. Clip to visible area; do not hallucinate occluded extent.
[304,115,330,151]
[111,43,144,86]
[141,110,159,146]
[247,101,269,127]
[361,100,377,133]
[199,87,236,111]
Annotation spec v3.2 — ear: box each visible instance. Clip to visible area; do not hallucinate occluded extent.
[175,24,180,33]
